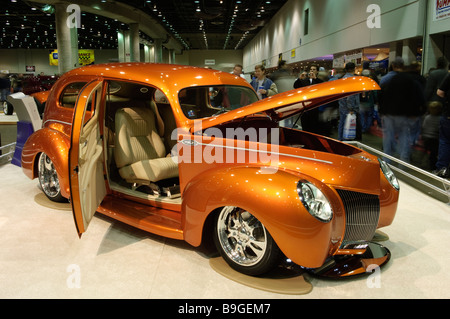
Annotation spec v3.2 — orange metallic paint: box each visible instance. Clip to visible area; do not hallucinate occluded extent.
[30,90,50,105]
[181,165,346,268]
[21,127,71,198]
[21,63,399,272]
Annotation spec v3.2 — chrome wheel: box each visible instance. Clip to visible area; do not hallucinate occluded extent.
[3,101,13,115]
[38,153,65,202]
[214,206,280,276]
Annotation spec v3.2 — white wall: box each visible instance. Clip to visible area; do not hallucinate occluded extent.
[422,0,450,73]
[0,48,242,75]
[180,49,243,72]
[243,0,425,72]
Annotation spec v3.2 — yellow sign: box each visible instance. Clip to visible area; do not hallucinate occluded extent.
[49,49,95,66]
[78,50,95,66]
[49,49,58,66]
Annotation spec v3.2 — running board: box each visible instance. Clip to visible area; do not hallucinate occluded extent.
[97,195,184,240]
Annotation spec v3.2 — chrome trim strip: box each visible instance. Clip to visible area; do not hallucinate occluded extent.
[43,119,72,126]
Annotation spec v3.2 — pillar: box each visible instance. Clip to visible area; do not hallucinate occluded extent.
[402,38,418,66]
[129,23,140,62]
[423,34,445,75]
[389,41,402,65]
[169,49,175,64]
[117,30,125,62]
[154,38,163,63]
[144,45,150,62]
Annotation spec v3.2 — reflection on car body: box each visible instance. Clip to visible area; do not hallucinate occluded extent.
[21,63,399,277]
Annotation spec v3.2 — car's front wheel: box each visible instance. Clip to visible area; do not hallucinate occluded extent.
[38,153,66,202]
[213,206,281,276]
[2,101,13,115]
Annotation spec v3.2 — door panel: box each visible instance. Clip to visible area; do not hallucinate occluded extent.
[69,80,106,236]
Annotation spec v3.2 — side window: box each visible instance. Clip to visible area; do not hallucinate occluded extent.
[59,82,88,108]
[155,89,168,103]
[82,83,102,125]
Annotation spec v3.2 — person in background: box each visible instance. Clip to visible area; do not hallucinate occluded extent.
[338,62,362,141]
[293,64,324,134]
[378,63,426,164]
[231,64,245,78]
[406,61,427,146]
[329,68,345,81]
[270,60,290,82]
[11,73,24,93]
[380,57,404,86]
[435,73,450,177]
[0,73,11,104]
[425,57,448,103]
[294,64,323,88]
[296,70,308,84]
[422,101,442,171]
[270,60,295,94]
[359,69,377,133]
[250,65,278,100]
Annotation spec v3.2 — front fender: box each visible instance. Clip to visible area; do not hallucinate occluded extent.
[21,128,71,198]
[182,165,345,268]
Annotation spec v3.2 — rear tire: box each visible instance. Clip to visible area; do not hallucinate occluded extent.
[213,206,281,276]
[38,153,66,202]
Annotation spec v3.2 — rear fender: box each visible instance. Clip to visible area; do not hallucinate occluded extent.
[22,128,71,198]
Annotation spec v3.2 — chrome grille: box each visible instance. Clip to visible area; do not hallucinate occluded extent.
[336,189,380,245]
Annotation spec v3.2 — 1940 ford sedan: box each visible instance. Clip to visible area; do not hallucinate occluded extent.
[21,63,399,277]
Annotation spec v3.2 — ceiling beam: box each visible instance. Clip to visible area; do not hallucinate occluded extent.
[27,0,185,52]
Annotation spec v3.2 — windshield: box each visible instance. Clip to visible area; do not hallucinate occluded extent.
[179,85,258,119]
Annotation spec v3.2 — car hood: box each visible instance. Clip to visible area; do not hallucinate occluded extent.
[195,76,379,132]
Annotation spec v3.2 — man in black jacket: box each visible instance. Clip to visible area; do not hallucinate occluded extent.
[435,73,450,177]
[425,57,448,103]
[293,64,324,134]
[379,68,426,164]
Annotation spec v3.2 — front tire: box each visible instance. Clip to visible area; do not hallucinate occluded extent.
[38,153,66,202]
[2,101,13,115]
[213,206,281,276]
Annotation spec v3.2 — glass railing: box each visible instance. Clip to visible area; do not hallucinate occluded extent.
[346,141,450,205]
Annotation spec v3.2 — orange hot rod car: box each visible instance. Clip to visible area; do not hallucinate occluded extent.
[21,63,399,277]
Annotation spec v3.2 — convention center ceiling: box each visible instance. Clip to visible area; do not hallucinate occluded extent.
[2,0,288,50]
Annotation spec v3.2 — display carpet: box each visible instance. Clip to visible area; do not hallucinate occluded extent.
[209,257,312,295]
[1,163,450,299]
[34,193,71,211]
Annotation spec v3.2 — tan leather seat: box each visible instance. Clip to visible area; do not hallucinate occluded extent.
[114,104,178,184]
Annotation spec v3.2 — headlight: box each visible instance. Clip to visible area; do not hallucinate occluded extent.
[379,159,400,190]
[297,180,333,222]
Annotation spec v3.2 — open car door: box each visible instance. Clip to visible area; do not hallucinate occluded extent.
[69,80,106,237]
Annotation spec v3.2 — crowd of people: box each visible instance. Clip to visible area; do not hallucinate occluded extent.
[232,56,450,176]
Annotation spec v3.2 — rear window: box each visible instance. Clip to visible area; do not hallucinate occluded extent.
[59,82,88,108]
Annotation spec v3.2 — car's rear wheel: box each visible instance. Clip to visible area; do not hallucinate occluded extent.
[38,153,66,202]
[213,206,281,276]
